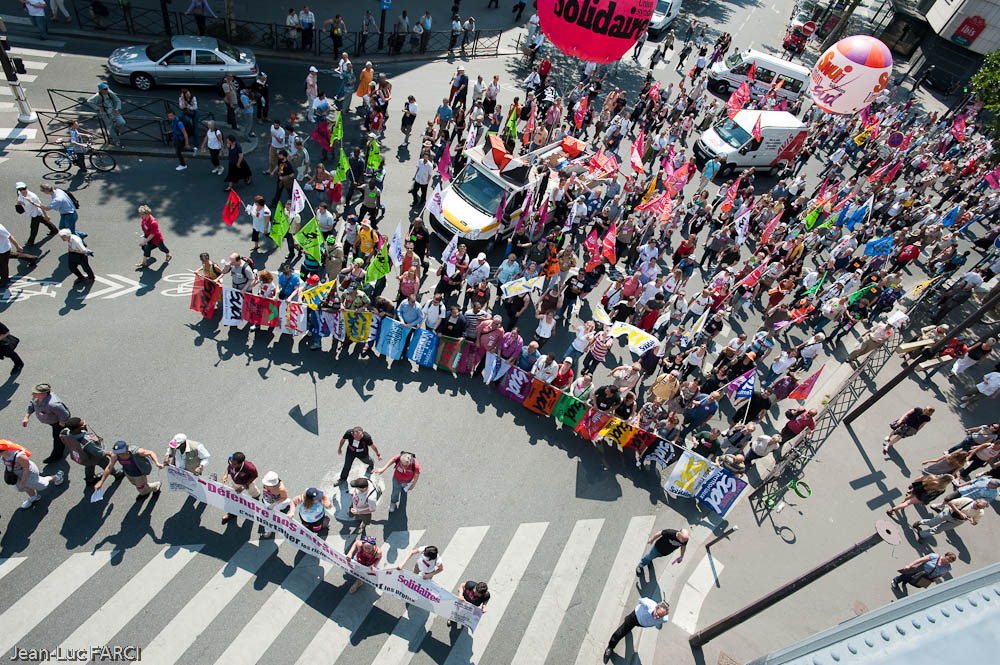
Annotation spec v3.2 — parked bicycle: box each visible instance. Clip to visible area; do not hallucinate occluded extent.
[761,446,812,510]
[42,140,117,173]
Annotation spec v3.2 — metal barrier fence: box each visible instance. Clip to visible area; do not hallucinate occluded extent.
[41,88,214,146]
[67,0,502,59]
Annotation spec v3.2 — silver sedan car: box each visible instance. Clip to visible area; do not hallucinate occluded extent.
[107,35,257,91]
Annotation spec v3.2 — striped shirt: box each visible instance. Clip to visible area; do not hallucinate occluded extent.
[463,310,486,339]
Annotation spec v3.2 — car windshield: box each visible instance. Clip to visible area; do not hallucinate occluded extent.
[725,52,743,69]
[655,0,670,12]
[453,164,504,215]
[715,118,752,149]
[216,40,241,61]
[146,40,173,62]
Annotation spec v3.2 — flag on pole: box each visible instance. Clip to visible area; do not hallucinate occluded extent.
[584,229,600,256]
[365,243,392,283]
[867,161,891,182]
[438,146,452,181]
[522,103,536,147]
[388,221,405,269]
[631,128,645,172]
[721,178,741,213]
[804,205,823,230]
[788,365,824,400]
[845,196,873,230]
[367,140,382,170]
[441,233,459,276]
[602,223,617,263]
[864,236,893,256]
[734,207,752,244]
[908,276,940,299]
[465,126,478,152]
[900,131,912,151]
[941,205,960,227]
[736,261,768,289]
[334,148,350,183]
[293,217,323,263]
[221,189,242,226]
[725,368,756,401]
[426,183,444,221]
[760,214,781,245]
[268,203,290,246]
[849,284,878,305]
[751,114,762,141]
[688,310,709,337]
[506,109,518,141]
[831,188,856,212]
[952,116,967,142]
[747,60,757,80]
[727,90,744,119]
[802,272,827,296]
[574,98,587,130]
[290,179,307,217]
[330,111,343,144]
[495,190,507,226]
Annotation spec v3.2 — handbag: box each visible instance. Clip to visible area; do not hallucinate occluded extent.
[4,469,16,485]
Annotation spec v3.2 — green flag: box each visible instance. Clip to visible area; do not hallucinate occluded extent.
[366,140,381,170]
[804,206,822,230]
[849,285,878,305]
[268,203,290,246]
[365,243,392,283]
[802,272,827,297]
[330,111,343,146]
[294,217,323,264]
[506,111,517,141]
[334,149,350,183]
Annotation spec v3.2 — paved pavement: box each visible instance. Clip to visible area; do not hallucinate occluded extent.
[1,3,998,665]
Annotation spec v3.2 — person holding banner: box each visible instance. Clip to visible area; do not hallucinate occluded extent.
[220,451,261,524]
[289,486,332,532]
[347,536,382,593]
[259,472,289,539]
[447,581,490,630]
[396,544,443,579]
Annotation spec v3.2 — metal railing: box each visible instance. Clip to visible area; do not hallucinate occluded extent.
[66,0,503,59]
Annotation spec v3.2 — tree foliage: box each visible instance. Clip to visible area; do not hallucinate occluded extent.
[970,49,1000,139]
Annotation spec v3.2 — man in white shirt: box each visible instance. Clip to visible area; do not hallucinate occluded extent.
[21,0,48,39]
[266,120,286,173]
[466,253,490,287]
[532,353,559,383]
[348,477,379,532]
[299,6,316,50]
[410,154,434,207]
[15,183,59,245]
[960,371,1000,407]
[315,202,337,238]
[523,66,541,95]
[606,598,669,660]
[421,294,446,330]
[0,223,39,289]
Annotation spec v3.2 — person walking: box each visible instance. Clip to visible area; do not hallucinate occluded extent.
[39,184,85,238]
[59,229,95,284]
[847,321,894,367]
[199,120,225,175]
[912,497,988,537]
[886,474,954,517]
[14,182,58,245]
[59,417,120,486]
[338,426,383,485]
[135,205,172,269]
[410,152,433,208]
[0,321,24,375]
[958,370,1000,408]
[396,545,443,579]
[1,440,63,509]
[636,527,688,576]
[220,451,260,523]
[290,486,333,532]
[605,599,669,661]
[447,581,490,630]
[348,476,380,532]
[0,222,38,290]
[165,110,191,171]
[164,433,210,475]
[21,383,70,464]
[883,406,934,454]
[259,471,290,539]
[185,0,216,35]
[221,73,240,131]
[374,450,420,513]
[95,440,163,500]
[891,551,956,593]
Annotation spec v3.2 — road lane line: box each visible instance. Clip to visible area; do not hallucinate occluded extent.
[0,557,27,584]
[512,519,605,665]
[672,552,726,633]
[60,545,203,654]
[575,516,656,665]
[373,525,490,665]
[0,550,115,657]
[443,522,550,665]
[292,530,424,665]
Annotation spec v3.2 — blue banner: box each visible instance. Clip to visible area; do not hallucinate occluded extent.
[695,468,748,516]
[375,318,411,361]
[406,328,439,367]
[864,236,893,256]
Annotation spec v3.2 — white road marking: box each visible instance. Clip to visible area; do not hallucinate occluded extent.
[373,526,490,665]
[18,60,49,71]
[9,46,59,58]
[84,274,144,300]
[443,522,550,665]
[292,530,424,665]
[142,540,279,665]
[575,515,656,665]
[672,552,726,633]
[0,13,31,24]
[512,519,605,665]
[0,557,27,584]
[0,550,115,656]
[12,74,36,83]
[0,102,14,110]
[0,127,38,141]
[60,545,203,653]
[0,87,11,95]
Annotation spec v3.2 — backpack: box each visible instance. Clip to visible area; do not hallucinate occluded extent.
[128,446,154,475]
[66,190,81,209]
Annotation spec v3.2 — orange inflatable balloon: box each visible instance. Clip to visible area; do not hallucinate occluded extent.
[538,0,655,64]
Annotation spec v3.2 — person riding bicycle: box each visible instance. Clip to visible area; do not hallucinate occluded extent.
[66,120,93,173]
[86,83,125,146]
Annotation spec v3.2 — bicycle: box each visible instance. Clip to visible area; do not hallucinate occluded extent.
[762,476,812,510]
[42,140,117,173]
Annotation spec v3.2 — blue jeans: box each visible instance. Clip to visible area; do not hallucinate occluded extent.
[562,345,584,367]
[59,212,85,238]
[639,545,666,568]
[31,14,48,39]
[390,476,408,508]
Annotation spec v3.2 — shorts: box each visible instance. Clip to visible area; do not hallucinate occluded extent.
[355,511,373,525]
[16,470,48,492]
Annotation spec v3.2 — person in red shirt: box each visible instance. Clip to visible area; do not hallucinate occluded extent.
[375,451,420,513]
[136,205,171,269]
[781,408,817,443]
[891,242,921,273]
[538,57,552,88]
[673,234,696,265]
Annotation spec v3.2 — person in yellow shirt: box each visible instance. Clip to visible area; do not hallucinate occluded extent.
[355,220,379,259]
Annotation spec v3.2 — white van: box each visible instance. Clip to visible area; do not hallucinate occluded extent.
[693,110,807,175]
[707,49,810,102]
[649,0,683,37]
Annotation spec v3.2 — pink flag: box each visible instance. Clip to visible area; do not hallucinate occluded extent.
[631,128,645,173]
[760,214,781,245]
[583,229,600,256]
[867,161,890,182]
[986,166,1000,190]
[788,364,824,400]
[438,147,452,181]
[720,177,742,213]
[882,161,901,184]
[952,116,966,142]
[736,261,768,289]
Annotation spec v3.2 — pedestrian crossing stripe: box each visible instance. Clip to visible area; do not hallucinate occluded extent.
[8,46,60,58]
[0,519,671,665]
[0,128,38,141]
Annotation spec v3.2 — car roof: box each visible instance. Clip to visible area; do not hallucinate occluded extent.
[169,35,220,49]
[740,49,811,76]
[734,110,807,131]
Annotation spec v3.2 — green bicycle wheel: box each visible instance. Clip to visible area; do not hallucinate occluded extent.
[791,480,812,498]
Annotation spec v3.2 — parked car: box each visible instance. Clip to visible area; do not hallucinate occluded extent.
[919,67,962,95]
[782,26,808,55]
[107,36,257,91]
[648,0,683,37]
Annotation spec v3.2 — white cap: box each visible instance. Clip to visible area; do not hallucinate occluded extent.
[309,66,318,72]
[15,182,26,190]
[169,433,187,448]
[262,471,280,486]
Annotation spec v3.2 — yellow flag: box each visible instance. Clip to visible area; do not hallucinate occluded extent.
[908,276,940,300]
[301,280,335,310]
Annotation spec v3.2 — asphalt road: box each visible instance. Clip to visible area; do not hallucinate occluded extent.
[2,4,996,665]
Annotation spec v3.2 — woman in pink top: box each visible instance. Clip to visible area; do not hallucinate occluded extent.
[136,205,171,268]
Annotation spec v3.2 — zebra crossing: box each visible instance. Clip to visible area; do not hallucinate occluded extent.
[0,36,62,156]
[0,516,675,665]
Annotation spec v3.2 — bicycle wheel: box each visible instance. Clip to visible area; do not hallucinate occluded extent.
[89,151,117,172]
[791,480,812,498]
[42,150,71,173]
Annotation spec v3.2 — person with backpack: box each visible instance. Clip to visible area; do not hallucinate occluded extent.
[2,440,64,510]
[59,417,122,486]
[165,110,191,171]
[39,183,85,239]
[95,440,163,499]
[348,476,380,532]
[219,252,257,292]
[346,535,382,593]
[375,451,420,513]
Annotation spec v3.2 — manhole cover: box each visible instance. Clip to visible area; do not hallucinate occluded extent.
[853,601,869,615]
[717,653,741,665]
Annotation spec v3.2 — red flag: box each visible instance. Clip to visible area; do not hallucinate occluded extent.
[222,189,242,226]
[636,189,669,211]
[773,78,784,91]
[737,81,751,102]
[882,161,901,183]
[601,223,617,263]
[721,177,742,213]
[736,261,768,289]
[747,60,757,81]
[574,98,587,130]
[588,145,604,174]
[816,176,829,201]
[858,105,872,127]
[585,251,603,272]
[242,293,281,327]
[630,128,645,172]
[760,214,781,245]
[788,364,824,400]
[189,274,221,318]
[900,131,912,151]
[727,90,743,120]
[867,161,890,182]
[952,116,966,142]
[831,188,857,212]
[583,229,600,256]
[751,114,762,141]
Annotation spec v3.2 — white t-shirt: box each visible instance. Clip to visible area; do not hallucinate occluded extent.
[0,224,11,253]
[414,546,441,575]
[532,357,558,382]
[414,159,434,186]
[421,301,446,329]
[245,204,271,233]
[570,327,590,352]
[206,128,223,150]
[976,372,1000,396]
[17,190,43,217]
[535,316,555,339]
[351,485,378,514]
[270,125,286,149]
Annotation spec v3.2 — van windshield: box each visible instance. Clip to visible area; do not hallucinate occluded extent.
[453,164,505,215]
[725,52,743,69]
[715,118,752,149]
[655,0,671,12]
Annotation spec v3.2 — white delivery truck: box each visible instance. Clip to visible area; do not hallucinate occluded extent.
[693,110,807,175]
[707,48,810,102]
[428,135,607,249]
